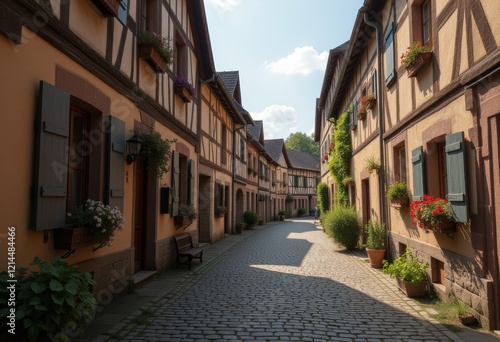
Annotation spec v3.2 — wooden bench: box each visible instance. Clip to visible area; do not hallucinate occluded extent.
[174,233,204,270]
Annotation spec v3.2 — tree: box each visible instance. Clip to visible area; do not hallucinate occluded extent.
[284,132,319,158]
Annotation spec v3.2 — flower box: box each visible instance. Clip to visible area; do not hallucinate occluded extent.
[174,85,193,103]
[174,215,190,227]
[420,219,456,234]
[138,43,168,73]
[53,227,99,250]
[406,52,432,77]
[215,212,225,218]
[366,98,376,110]
[357,111,366,121]
[396,277,427,297]
[92,0,120,17]
[390,197,409,208]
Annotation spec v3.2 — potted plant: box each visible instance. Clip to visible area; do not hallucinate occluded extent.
[247,167,255,175]
[401,41,432,77]
[138,30,173,73]
[342,175,354,187]
[365,93,376,110]
[60,199,124,249]
[243,210,259,229]
[175,204,198,228]
[285,194,295,204]
[364,155,381,174]
[278,210,286,221]
[0,257,97,341]
[215,205,227,218]
[382,248,429,297]
[386,181,410,208]
[410,194,453,233]
[235,221,247,234]
[174,76,196,103]
[365,220,386,268]
[139,129,176,179]
[357,97,367,120]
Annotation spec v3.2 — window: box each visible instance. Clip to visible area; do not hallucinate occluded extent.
[431,258,445,285]
[294,176,299,187]
[411,132,469,222]
[117,0,128,26]
[410,0,433,48]
[171,151,195,215]
[393,145,407,184]
[240,138,245,162]
[384,22,396,86]
[303,176,307,188]
[221,125,227,164]
[67,107,90,214]
[175,31,187,77]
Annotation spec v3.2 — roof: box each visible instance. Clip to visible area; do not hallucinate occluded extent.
[287,149,320,171]
[264,139,283,163]
[247,120,263,141]
[218,71,239,98]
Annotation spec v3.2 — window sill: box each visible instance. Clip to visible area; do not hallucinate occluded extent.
[92,0,120,17]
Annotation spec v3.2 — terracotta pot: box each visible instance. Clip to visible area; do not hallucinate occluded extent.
[390,197,409,208]
[396,277,427,297]
[366,248,386,268]
[138,43,168,73]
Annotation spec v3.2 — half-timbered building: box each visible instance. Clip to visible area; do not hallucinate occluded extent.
[286,150,320,217]
[264,139,292,220]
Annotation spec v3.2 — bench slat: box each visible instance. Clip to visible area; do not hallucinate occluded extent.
[174,233,204,270]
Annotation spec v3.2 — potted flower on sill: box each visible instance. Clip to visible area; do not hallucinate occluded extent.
[278,210,286,221]
[174,76,196,103]
[138,30,173,73]
[386,181,409,208]
[248,167,255,175]
[175,204,198,228]
[215,205,227,218]
[401,42,432,77]
[235,221,247,234]
[365,93,376,110]
[357,97,367,120]
[382,247,429,297]
[365,220,386,268]
[364,155,381,174]
[410,194,454,233]
[342,176,355,187]
[59,199,124,250]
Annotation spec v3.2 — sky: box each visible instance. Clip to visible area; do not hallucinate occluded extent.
[204,0,364,140]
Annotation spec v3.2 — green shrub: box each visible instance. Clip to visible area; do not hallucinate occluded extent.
[243,210,259,226]
[323,206,361,250]
[297,208,307,216]
[386,181,409,199]
[328,112,352,207]
[278,210,287,216]
[382,248,429,284]
[365,220,386,249]
[0,257,96,341]
[316,182,329,215]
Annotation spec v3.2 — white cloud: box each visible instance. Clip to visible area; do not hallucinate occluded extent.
[251,104,297,139]
[207,0,242,15]
[264,46,329,76]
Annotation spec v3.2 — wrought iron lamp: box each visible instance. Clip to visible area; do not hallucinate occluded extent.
[126,133,143,164]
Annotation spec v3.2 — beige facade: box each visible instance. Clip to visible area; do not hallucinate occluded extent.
[317,0,500,330]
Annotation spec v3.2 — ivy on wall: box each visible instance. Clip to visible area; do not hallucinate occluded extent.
[328,111,352,207]
[316,182,329,215]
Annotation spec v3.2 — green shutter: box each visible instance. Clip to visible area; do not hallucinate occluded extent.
[353,101,358,126]
[445,132,469,222]
[372,70,377,99]
[106,116,125,212]
[384,22,395,86]
[33,81,70,231]
[411,146,425,201]
[188,159,195,206]
[171,150,180,216]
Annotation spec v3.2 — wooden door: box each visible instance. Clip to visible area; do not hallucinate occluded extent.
[134,157,147,272]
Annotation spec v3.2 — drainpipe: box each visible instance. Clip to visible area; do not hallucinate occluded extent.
[361,6,386,226]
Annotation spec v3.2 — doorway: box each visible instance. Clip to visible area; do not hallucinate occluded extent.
[133,157,147,272]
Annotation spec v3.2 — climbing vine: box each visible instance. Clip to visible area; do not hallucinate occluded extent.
[316,182,329,215]
[328,111,352,207]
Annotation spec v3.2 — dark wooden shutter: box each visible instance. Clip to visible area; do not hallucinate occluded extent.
[32,81,70,231]
[188,159,195,206]
[384,22,396,86]
[445,132,469,222]
[411,146,425,201]
[106,116,125,212]
[171,150,180,215]
[117,0,128,25]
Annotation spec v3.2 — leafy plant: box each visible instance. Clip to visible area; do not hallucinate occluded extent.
[386,181,409,199]
[316,182,329,216]
[178,204,198,226]
[285,194,295,203]
[400,42,431,68]
[382,248,429,284]
[139,130,176,178]
[243,210,259,226]
[215,205,227,214]
[67,199,124,245]
[364,155,381,173]
[0,257,96,342]
[323,206,361,250]
[140,30,174,64]
[278,210,287,216]
[297,208,307,216]
[342,176,354,186]
[328,112,351,207]
[174,76,196,97]
[365,220,386,250]
[410,194,452,231]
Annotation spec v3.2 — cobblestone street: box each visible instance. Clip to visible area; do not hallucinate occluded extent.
[80,219,499,341]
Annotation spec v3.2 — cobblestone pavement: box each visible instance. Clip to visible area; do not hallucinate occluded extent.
[89,219,499,341]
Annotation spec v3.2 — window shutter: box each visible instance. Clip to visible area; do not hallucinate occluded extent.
[411,146,425,201]
[372,70,377,99]
[171,150,180,216]
[106,116,125,212]
[117,0,128,25]
[445,132,469,222]
[353,101,358,126]
[384,22,396,86]
[33,81,70,231]
[188,159,195,206]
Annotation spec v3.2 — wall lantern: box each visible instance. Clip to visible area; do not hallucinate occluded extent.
[126,133,143,164]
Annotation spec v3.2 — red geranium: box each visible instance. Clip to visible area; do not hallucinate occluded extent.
[410,194,452,231]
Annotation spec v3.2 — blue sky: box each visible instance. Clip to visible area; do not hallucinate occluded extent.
[205,0,364,140]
